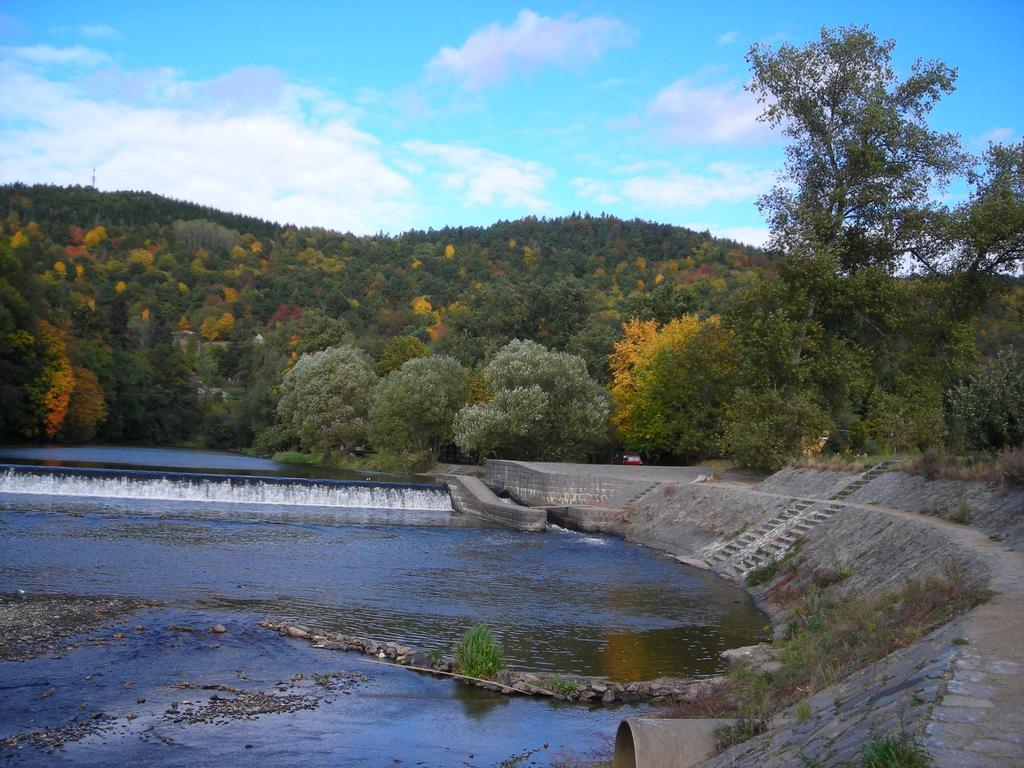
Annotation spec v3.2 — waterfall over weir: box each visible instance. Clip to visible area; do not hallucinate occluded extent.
[0,464,453,515]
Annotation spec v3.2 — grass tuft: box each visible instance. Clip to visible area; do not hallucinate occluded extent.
[746,559,783,587]
[542,678,581,697]
[859,734,932,767]
[453,623,503,679]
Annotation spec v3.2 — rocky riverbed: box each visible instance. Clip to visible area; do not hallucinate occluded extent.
[0,592,155,662]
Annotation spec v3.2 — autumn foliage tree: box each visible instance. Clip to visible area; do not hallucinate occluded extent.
[30,319,75,438]
[59,366,108,442]
[610,316,736,460]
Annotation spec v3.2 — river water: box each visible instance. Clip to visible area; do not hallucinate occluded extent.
[0,447,769,766]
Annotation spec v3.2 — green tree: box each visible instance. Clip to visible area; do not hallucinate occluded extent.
[721,389,831,472]
[723,25,978,466]
[619,320,737,461]
[276,345,377,457]
[376,334,430,376]
[453,339,609,461]
[948,351,1024,452]
[369,355,470,459]
[748,24,965,272]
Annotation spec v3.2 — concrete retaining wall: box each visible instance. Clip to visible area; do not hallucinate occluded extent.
[850,471,1024,552]
[547,506,625,533]
[439,474,546,532]
[484,460,646,507]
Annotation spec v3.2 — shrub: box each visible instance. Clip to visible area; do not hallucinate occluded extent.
[998,447,1024,486]
[454,623,503,679]
[948,351,1024,452]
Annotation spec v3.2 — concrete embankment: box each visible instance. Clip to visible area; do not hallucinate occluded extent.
[484,460,1024,767]
[438,473,546,531]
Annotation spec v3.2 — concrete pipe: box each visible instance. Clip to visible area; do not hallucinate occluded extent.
[613,718,735,768]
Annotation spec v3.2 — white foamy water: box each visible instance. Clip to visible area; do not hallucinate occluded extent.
[0,469,452,512]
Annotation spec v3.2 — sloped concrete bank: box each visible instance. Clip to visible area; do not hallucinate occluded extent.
[616,469,1023,767]
[483,461,1023,766]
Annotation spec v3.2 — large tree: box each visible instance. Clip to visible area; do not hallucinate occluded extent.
[724,26,991,464]
[276,345,377,457]
[748,24,966,272]
[453,339,609,461]
[369,355,470,459]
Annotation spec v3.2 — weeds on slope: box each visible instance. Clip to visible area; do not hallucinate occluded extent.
[690,568,987,752]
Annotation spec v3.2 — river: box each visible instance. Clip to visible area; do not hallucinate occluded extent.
[0,446,768,766]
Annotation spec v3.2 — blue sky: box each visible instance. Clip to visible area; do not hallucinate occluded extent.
[1,1,1021,244]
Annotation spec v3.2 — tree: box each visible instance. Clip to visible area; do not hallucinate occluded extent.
[276,345,377,457]
[28,319,74,438]
[911,141,1024,300]
[723,25,979,465]
[610,316,736,461]
[720,389,830,472]
[369,355,470,459]
[376,334,430,376]
[453,339,609,461]
[948,351,1024,452]
[59,366,107,442]
[748,25,965,272]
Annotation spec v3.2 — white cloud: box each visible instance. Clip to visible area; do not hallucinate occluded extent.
[0,62,416,234]
[980,127,1015,145]
[404,139,553,209]
[2,44,111,67]
[716,31,738,45]
[645,75,768,144]
[574,162,775,211]
[705,225,770,247]
[570,177,620,206]
[426,9,633,90]
[80,24,120,40]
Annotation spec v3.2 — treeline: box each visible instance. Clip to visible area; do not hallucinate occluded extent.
[0,182,766,454]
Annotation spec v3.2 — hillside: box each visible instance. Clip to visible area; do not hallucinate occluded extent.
[0,183,770,447]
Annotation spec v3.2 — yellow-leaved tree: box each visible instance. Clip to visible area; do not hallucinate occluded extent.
[610,315,735,461]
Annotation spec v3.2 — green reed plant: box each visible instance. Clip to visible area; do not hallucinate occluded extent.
[454,623,503,679]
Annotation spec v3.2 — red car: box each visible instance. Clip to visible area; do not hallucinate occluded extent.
[621,453,643,465]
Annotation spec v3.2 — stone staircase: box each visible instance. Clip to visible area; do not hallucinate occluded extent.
[612,481,663,511]
[829,459,901,499]
[707,460,900,580]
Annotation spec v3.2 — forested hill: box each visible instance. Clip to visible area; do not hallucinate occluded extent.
[0,183,769,446]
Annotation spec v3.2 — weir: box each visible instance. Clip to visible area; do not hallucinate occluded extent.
[0,464,452,512]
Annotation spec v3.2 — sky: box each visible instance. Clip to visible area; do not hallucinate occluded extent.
[1,1,1021,245]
